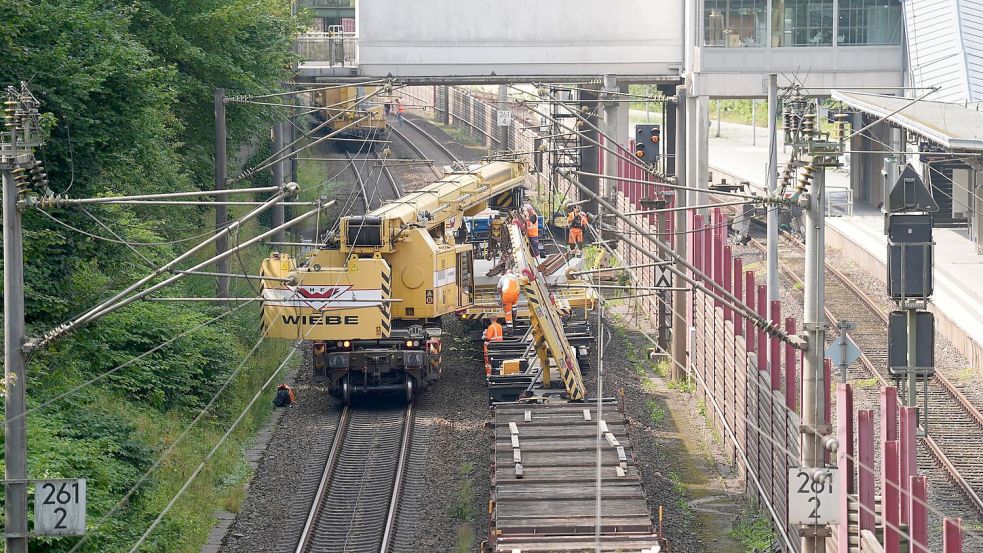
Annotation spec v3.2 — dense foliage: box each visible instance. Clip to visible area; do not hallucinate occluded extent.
[0,1,302,550]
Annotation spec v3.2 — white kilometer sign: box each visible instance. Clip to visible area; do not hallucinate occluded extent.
[34,478,86,536]
[788,468,839,525]
[497,109,512,127]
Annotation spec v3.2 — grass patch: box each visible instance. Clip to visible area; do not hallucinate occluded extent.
[668,378,695,394]
[448,462,478,552]
[729,507,776,551]
[792,281,804,291]
[653,358,669,378]
[956,367,979,383]
[453,524,474,553]
[449,462,476,522]
[648,400,667,425]
[667,471,692,515]
[852,377,880,389]
[743,261,763,273]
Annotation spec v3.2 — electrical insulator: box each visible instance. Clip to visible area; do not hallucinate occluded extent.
[575,120,584,129]
[801,113,816,138]
[3,99,18,128]
[381,147,392,158]
[797,165,815,192]
[833,113,850,141]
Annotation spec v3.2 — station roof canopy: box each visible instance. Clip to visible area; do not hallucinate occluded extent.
[831,90,983,151]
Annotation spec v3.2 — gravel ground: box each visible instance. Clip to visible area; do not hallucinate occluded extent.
[582,306,747,553]
[406,317,493,552]
[219,349,344,553]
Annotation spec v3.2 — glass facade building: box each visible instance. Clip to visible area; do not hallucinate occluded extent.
[703,0,901,47]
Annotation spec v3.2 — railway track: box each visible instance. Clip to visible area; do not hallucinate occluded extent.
[388,117,460,176]
[293,404,415,553]
[751,234,983,518]
[343,151,403,212]
[344,152,371,212]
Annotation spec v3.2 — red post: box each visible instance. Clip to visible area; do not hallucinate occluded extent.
[769,300,780,390]
[836,383,855,494]
[733,258,744,337]
[857,409,876,533]
[882,440,900,553]
[693,215,704,274]
[713,213,723,308]
[745,272,756,352]
[881,386,898,442]
[836,384,854,552]
[756,286,767,371]
[784,318,796,411]
[910,475,929,553]
[703,213,713,292]
[899,406,917,525]
[723,246,733,322]
[944,518,963,553]
[824,359,832,465]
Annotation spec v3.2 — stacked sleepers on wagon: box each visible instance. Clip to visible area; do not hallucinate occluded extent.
[489,400,667,552]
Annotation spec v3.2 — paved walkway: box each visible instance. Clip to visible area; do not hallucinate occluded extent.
[709,120,983,362]
[708,119,851,191]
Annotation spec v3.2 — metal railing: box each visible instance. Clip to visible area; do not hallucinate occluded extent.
[826,187,854,217]
[294,32,358,66]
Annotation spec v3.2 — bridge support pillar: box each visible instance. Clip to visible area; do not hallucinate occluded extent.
[686,94,709,215]
[578,87,600,215]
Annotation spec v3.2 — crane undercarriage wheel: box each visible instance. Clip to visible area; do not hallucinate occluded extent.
[341,376,352,405]
[404,378,414,404]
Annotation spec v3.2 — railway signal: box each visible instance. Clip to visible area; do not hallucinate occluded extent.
[634,124,661,164]
[883,164,938,413]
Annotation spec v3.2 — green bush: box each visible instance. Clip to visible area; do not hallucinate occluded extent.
[0,0,304,550]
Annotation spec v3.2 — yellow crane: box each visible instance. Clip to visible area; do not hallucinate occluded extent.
[260,160,527,402]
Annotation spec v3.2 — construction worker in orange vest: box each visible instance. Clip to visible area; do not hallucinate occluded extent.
[524,204,543,258]
[482,317,505,375]
[497,268,520,330]
[567,205,588,255]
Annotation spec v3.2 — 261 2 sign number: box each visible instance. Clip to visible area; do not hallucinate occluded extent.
[34,478,86,536]
[788,468,839,525]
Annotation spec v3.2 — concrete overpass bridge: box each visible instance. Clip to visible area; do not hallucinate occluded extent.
[294,0,907,217]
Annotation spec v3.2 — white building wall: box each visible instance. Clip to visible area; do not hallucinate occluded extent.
[356,0,683,77]
[904,0,968,102]
[958,0,983,99]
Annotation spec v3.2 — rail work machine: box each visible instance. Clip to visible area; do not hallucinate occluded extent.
[260,160,528,403]
[310,85,386,148]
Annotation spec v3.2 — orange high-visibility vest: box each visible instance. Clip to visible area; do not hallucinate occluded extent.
[486,321,503,341]
[526,213,539,237]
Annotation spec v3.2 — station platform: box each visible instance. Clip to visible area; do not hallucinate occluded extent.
[709,120,983,367]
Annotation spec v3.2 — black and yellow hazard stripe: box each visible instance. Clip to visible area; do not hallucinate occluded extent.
[379,268,392,335]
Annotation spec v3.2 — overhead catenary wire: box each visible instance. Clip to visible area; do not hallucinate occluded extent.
[512,81,969,544]
[66,331,274,552]
[14,301,254,424]
[33,187,322,350]
[581,222,970,549]
[126,344,300,553]
[558,171,800,347]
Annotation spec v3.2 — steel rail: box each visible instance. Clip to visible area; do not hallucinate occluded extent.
[380,404,414,553]
[344,151,371,212]
[295,405,351,553]
[399,117,461,165]
[749,232,983,517]
[387,125,441,178]
[375,151,403,198]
